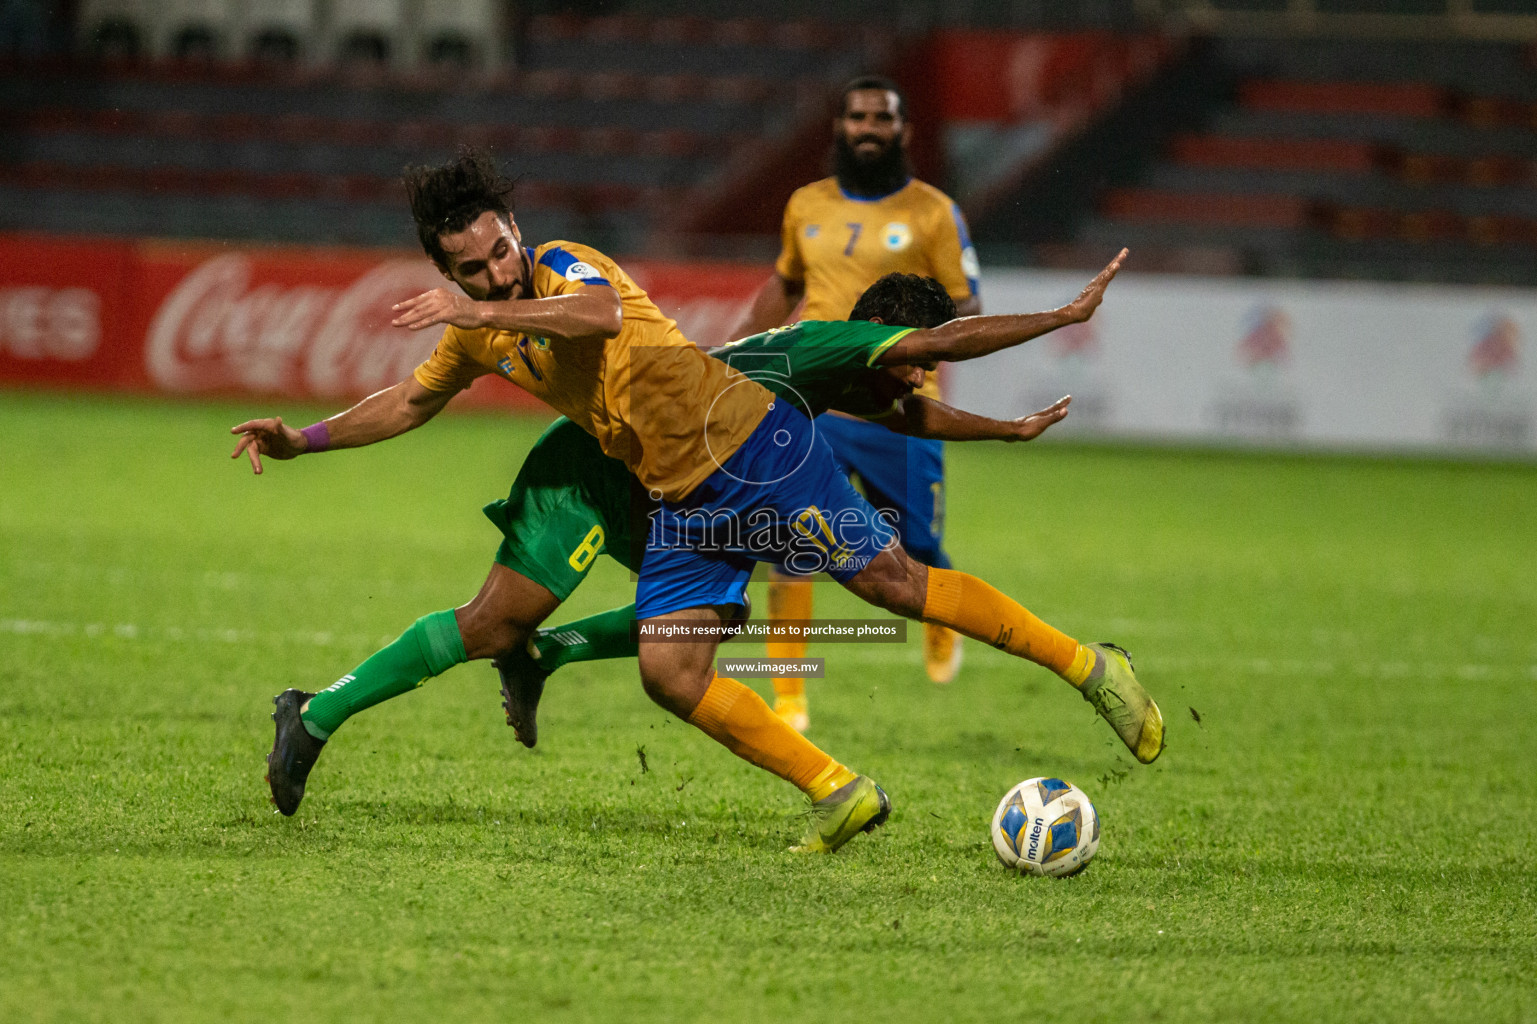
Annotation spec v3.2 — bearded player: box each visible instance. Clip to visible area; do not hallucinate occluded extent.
[732,75,981,731]
[235,152,1160,854]
[234,151,893,849]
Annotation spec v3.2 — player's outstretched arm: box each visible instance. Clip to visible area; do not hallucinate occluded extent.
[729,273,805,340]
[873,394,1071,442]
[879,249,1125,366]
[391,287,622,342]
[230,377,457,475]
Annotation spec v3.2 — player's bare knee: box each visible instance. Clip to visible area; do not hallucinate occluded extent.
[454,604,530,662]
[638,643,715,719]
[637,649,672,705]
[456,564,558,660]
[639,666,703,719]
[845,548,927,619]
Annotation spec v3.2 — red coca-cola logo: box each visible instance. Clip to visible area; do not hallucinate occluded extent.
[145,253,447,396]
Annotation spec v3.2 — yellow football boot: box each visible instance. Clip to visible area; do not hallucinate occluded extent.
[790,776,891,853]
[923,623,963,684]
[1081,642,1165,764]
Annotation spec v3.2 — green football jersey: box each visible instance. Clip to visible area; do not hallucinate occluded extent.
[711,320,915,419]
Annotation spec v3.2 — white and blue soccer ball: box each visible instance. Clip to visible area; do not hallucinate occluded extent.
[991,777,1100,877]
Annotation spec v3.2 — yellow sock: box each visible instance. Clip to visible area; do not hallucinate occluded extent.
[687,677,855,799]
[767,576,814,702]
[804,760,858,802]
[922,567,1095,687]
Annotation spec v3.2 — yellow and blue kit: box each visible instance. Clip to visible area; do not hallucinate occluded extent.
[775,176,978,567]
[635,399,895,617]
[412,241,907,618]
[775,176,980,331]
[483,318,922,604]
[413,240,770,504]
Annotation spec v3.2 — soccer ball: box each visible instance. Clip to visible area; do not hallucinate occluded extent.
[991,777,1100,877]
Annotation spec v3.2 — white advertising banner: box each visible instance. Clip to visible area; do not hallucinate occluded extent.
[953,271,1537,456]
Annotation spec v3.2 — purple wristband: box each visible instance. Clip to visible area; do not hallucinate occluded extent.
[299,422,330,453]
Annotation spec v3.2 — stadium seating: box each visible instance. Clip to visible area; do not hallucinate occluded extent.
[153,0,236,59]
[416,0,500,67]
[243,0,318,63]
[24,1,1537,286]
[77,0,149,58]
[1005,36,1537,285]
[0,10,875,251]
[329,0,407,65]
[562,0,1146,29]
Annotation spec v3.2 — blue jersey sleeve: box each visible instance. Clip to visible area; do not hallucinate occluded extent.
[537,246,613,286]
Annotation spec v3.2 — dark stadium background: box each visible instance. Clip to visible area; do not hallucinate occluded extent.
[5,0,1537,422]
[4,0,1536,272]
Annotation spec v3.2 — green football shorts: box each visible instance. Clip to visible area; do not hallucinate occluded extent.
[483,417,643,600]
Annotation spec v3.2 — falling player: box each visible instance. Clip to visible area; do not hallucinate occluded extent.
[234,151,1160,854]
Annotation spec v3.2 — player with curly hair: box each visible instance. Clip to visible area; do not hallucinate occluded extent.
[232,150,1160,853]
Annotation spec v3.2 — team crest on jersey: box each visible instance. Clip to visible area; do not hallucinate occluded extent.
[882,222,912,252]
[805,225,821,239]
[961,245,981,281]
[564,261,603,282]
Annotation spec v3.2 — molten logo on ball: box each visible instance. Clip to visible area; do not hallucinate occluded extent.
[991,776,1100,877]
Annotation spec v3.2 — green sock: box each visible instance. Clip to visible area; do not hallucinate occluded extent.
[301,610,467,740]
[530,604,638,673]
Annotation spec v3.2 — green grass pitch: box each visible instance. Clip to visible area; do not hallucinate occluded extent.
[2,390,1534,1023]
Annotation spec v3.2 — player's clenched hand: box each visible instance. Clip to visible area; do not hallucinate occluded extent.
[229,416,306,475]
[391,288,483,331]
[1007,395,1071,442]
[1064,248,1128,323]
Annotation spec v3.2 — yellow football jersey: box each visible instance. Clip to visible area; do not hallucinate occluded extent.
[414,240,772,502]
[774,177,979,400]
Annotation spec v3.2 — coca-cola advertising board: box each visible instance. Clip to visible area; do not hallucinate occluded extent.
[0,233,764,408]
[0,234,134,384]
[626,261,765,349]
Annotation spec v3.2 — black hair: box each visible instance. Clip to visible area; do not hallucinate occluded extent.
[849,274,956,330]
[403,148,515,269]
[840,75,907,120]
